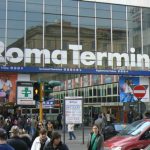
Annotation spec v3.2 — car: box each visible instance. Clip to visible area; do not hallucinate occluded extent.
[103,123,128,140]
[141,144,150,150]
[104,119,150,150]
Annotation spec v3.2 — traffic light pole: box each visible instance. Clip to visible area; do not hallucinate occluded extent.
[39,82,43,123]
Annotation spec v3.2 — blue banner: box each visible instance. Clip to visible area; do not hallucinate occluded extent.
[1,66,150,76]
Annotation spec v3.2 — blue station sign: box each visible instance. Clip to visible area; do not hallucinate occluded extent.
[1,66,150,76]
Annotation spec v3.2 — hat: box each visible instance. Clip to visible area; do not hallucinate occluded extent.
[0,128,7,140]
[9,126,20,134]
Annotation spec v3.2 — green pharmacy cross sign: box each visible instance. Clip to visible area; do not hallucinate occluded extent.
[22,87,31,97]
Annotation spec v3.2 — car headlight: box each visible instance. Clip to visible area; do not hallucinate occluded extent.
[111,147,122,150]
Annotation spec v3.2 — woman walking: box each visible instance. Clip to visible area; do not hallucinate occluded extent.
[87,124,104,150]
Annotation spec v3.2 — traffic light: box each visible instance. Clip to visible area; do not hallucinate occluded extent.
[33,82,40,101]
[44,82,53,101]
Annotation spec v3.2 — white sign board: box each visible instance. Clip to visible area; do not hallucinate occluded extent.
[17,85,35,105]
[82,0,150,8]
[65,97,82,124]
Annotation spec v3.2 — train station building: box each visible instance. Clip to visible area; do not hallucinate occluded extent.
[0,0,150,123]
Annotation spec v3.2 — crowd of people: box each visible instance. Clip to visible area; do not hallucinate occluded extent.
[0,111,106,150]
[0,110,150,150]
[0,113,70,150]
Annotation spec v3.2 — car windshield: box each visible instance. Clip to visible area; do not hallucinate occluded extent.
[119,120,150,136]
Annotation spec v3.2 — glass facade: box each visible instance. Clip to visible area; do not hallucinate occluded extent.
[0,0,150,109]
[0,0,150,69]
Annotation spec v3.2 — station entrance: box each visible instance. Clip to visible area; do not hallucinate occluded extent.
[0,70,149,126]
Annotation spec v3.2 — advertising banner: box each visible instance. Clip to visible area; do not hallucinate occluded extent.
[0,73,17,103]
[65,97,83,124]
[119,77,149,102]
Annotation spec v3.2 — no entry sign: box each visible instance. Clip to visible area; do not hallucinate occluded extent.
[133,85,146,99]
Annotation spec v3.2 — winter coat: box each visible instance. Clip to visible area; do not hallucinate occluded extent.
[44,141,69,150]
[87,132,104,150]
[31,136,50,150]
[7,136,28,150]
[67,124,74,132]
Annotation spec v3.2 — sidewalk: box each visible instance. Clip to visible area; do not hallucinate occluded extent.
[57,127,91,150]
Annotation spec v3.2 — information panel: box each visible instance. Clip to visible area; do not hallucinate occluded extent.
[65,97,83,124]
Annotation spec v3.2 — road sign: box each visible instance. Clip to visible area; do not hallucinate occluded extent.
[133,85,146,99]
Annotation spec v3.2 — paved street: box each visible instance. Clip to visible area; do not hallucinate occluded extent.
[58,126,91,150]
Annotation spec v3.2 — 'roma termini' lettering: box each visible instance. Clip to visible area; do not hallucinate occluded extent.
[0,41,149,68]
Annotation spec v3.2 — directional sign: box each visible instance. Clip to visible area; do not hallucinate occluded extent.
[133,85,146,99]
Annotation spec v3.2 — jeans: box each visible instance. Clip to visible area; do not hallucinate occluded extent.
[69,131,76,140]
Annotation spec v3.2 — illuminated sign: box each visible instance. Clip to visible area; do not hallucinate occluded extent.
[16,81,35,106]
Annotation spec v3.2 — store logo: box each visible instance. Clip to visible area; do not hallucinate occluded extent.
[0,41,150,68]
[21,87,31,97]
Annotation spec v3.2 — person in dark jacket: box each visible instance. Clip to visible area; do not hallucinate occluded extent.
[46,121,54,139]
[44,131,69,150]
[19,129,32,150]
[7,126,28,150]
[0,128,14,150]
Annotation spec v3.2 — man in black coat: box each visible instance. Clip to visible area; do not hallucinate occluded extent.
[7,126,28,150]
[44,132,69,150]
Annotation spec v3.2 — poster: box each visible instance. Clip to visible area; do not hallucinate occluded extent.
[0,73,17,103]
[119,77,149,102]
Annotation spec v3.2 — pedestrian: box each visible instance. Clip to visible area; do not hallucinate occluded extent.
[32,122,43,142]
[57,113,62,130]
[19,128,32,150]
[67,123,76,140]
[46,121,54,139]
[3,119,11,138]
[106,111,111,125]
[143,111,150,119]
[25,117,31,134]
[7,125,28,150]
[87,124,104,150]
[127,107,134,123]
[94,115,105,132]
[0,128,14,150]
[44,131,69,150]
[31,128,50,150]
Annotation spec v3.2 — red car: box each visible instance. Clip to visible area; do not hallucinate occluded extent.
[104,119,150,150]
